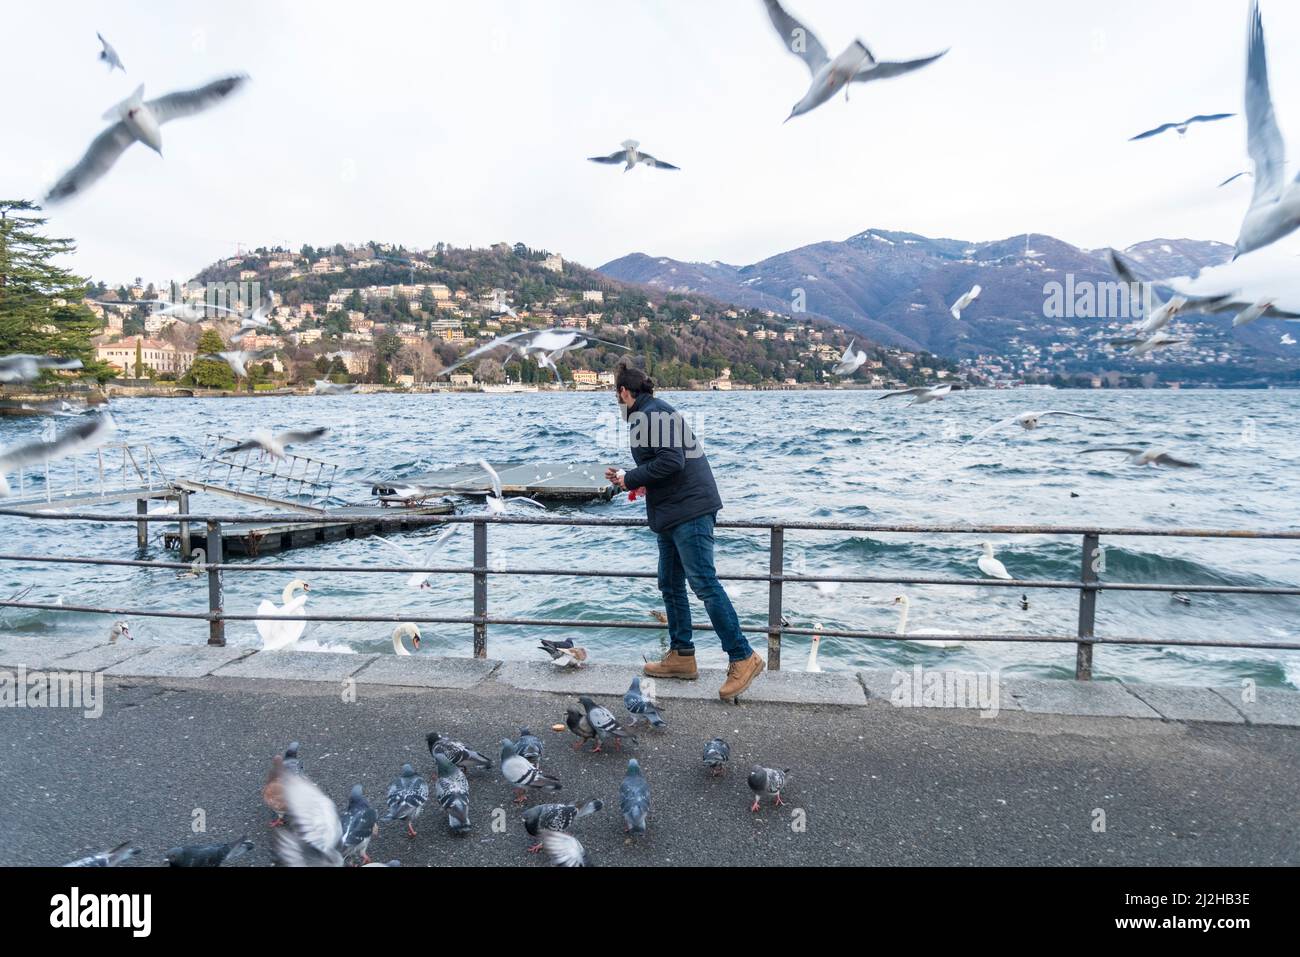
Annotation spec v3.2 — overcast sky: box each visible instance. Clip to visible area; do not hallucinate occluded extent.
[5,0,1300,285]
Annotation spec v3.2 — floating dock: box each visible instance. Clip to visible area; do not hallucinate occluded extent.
[371,461,617,503]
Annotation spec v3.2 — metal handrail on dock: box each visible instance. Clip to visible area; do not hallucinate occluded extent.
[0,508,1297,677]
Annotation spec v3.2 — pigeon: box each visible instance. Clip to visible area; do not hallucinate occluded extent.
[540,829,589,867]
[282,741,304,776]
[63,842,139,867]
[949,285,981,320]
[45,75,249,204]
[587,139,680,172]
[201,349,274,379]
[500,739,562,804]
[97,32,125,72]
[703,737,731,776]
[623,677,667,729]
[262,744,302,826]
[426,732,493,771]
[539,637,588,668]
[0,353,84,384]
[878,383,961,405]
[831,339,867,377]
[381,763,430,837]
[564,705,597,751]
[165,837,253,867]
[1079,446,1199,468]
[748,766,790,811]
[363,859,403,867]
[762,0,947,121]
[0,414,116,498]
[339,784,379,865]
[977,542,1013,580]
[263,756,344,867]
[522,800,603,853]
[221,427,327,459]
[1129,113,1235,141]
[313,379,359,395]
[433,753,471,835]
[578,695,638,752]
[516,727,544,767]
[619,758,650,834]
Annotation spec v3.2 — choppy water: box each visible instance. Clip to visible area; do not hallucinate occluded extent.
[2,389,1298,688]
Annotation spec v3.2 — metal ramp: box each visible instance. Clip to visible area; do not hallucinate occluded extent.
[182,432,339,514]
[0,441,176,510]
[371,460,617,503]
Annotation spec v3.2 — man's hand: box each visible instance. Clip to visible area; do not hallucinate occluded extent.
[605,467,626,490]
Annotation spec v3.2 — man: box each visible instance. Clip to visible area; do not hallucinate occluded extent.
[605,360,765,701]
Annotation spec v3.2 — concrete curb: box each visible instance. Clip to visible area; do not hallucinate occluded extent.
[213,649,378,682]
[1209,687,1300,728]
[353,655,501,689]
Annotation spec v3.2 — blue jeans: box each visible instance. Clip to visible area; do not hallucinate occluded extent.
[656,512,753,662]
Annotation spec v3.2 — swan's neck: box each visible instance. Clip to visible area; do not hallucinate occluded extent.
[393,630,411,655]
[282,583,300,604]
[895,602,909,635]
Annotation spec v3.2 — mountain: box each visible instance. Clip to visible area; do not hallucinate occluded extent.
[599,229,1300,385]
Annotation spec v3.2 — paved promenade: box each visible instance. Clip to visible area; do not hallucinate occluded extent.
[0,632,1296,867]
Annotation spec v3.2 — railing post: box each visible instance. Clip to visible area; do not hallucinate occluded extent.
[1076,532,1099,680]
[473,519,487,658]
[135,498,148,550]
[767,526,783,671]
[206,521,225,647]
[177,489,192,560]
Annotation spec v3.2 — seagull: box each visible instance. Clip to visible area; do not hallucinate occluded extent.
[1157,247,1300,320]
[1282,333,1296,345]
[97,33,124,72]
[966,410,1114,443]
[0,414,116,497]
[1232,299,1275,327]
[201,349,274,379]
[949,284,981,320]
[478,459,546,515]
[1107,250,1189,337]
[977,542,1013,580]
[372,524,458,589]
[1120,334,1191,356]
[587,140,679,172]
[313,379,359,395]
[141,300,242,323]
[878,383,960,405]
[1128,113,1234,141]
[762,0,947,121]
[0,354,83,384]
[1235,2,1300,256]
[45,74,249,204]
[1219,170,1253,188]
[831,339,867,377]
[221,427,327,459]
[440,328,631,378]
[1079,446,1199,468]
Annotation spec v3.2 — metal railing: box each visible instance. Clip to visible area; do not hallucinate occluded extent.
[0,441,171,506]
[190,433,338,512]
[0,509,1297,677]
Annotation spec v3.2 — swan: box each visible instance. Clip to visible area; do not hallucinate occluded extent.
[255,579,311,651]
[893,595,962,648]
[806,623,824,672]
[108,620,131,643]
[392,623,422,655]
[977,542,1013,580]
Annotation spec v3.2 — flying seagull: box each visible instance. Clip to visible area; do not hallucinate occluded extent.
[949,284,981,320]
[221,427,327,459]
[313,379,359,395]
[97,33,125,72]
[587,140,679,172]
[1079,446,1199,468]
[478,458,546,515]
[1235,2,1300,256]
[201,349,274,379]
[966,410,1114,443]
[1108,334,1190,356]
[0,353,83,384]
[831,339,867,377]
[0,414,116,497]
[1219,170,1252,188]
[46,74,249,204]
[439,328,631,379]
[1128,113,1234,141]
[1107,250,1188,337]
[762,0,947,121]
[878,383,961,405]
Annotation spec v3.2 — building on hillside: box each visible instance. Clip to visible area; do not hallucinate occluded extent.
[571,369,598,387]
[582,290,604,303]
[326,350,370,376]
[542,254,563,273]
[96,337,195,378]
[449,372,475,388]
[597,370,615,387]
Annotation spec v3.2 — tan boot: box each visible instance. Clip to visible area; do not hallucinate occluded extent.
[719,652,765,702]
[643,650,698,681]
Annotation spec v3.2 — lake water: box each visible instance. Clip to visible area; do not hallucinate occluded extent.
[1,388,1297,688]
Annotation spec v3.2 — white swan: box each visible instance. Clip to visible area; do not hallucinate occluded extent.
[893,595,962,648]
[806,623,824,672]
[977,542,1013,580]
[392,623,422,655]
[255,579,310,651]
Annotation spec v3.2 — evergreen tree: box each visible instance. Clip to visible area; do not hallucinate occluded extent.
[0,199,113,383]
[187,328,235,389]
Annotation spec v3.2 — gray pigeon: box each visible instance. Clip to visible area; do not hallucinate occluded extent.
[63,841,139,867]
[165,836,253,867]
[426,731,493,770]
[620,759,650,835]
[265,759,344,867]
[748,766,791,812]
[578,695,637,753]
[522,800,603,853]
[703,738,731,776]
[381,763,430,838]
[266,741,303,826]
[564,706,597,751]
[541,829,589,867]
[516,726,544,766]
[433,752,471,834]
[339,784,378,865]
[500,738,562,805]
[624,677,667,729]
